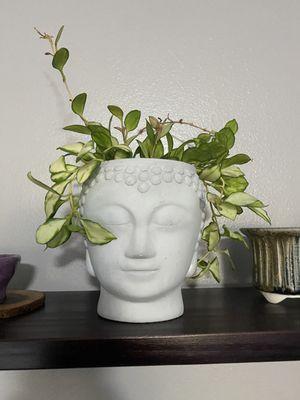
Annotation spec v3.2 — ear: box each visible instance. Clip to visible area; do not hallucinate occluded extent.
[186,248,198,278]
[84,240,96,277]
[186,183,208,279]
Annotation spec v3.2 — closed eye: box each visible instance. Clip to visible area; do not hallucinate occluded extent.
[151,205,189,227]
[98,205,132,226]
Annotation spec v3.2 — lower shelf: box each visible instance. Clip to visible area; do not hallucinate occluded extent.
[1,288,300,370]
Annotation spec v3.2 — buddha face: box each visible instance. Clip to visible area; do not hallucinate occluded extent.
[81,159,204,302]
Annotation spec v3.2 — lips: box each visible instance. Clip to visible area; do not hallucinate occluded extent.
[121,264,159,272]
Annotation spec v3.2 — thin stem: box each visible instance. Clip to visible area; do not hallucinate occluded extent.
[60,71,73,101]
[35,27,90,124]
[125,126,146,146]
[166,117,211,133]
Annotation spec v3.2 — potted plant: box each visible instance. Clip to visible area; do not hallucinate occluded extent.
[242,228,300,304]
[28,26,270,322]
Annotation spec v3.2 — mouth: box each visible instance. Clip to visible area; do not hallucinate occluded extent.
[121,265,159,273]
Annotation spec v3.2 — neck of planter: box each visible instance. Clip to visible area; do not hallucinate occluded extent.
[98,287,184,323]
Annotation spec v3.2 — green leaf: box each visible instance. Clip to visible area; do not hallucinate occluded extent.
[126,132,142,146]
[76,140,94,162]
[146,120,155,145]
[222,154,251,168]
[107,105,123,121]
[66,164,78,173]
[215,128,235,150]
[54,25,64,48]
[206,193,220,204]
[71,93,87,117]
[248,206,271,224]
[51,171,72,183]
[27,172,60,195]
[137,139,151,158]
[67,224,83,233]
[195,133,211,144]
[225,119,238,134]
[104,145,133,160]
[111,136,119,146]
[89,125,112,150]
[221,165,244,177]
[200,165,221,182]
[160,123,172,137]
[183,141,226,164]
[166,132,173,153]
[226,192,258,206]
[58,142,84,155]
[124,110,141,132]
[209,257,220,282]
[222,176,249,196]
[49,156,66,174]
[76,160,98,184]
[80,219,116,244]
[217,202,238,220]
[167,144,186,161]
[52,48,69,72]
[202,222,220,251]
[223,225,249,248]
[44,181,69,219]
[249,200,267,208]
[36,218,67,244]
[46,225,71,248]
[63,125,91,135]
[182,147,203,163]
[153,140,164,158]
[149,116,159,128]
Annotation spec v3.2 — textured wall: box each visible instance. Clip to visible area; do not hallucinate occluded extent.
[1,0,300,398]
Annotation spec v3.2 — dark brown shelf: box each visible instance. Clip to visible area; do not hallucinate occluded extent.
[1,288,300,370]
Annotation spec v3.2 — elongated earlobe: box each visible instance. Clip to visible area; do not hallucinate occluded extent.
[186,250,198,278]
[186,184,208,278]
[85,241,96,277]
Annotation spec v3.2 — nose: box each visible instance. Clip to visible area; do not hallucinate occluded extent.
[125,224,156,259]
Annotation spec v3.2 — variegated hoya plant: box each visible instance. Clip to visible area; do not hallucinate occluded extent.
[28,26,271,282]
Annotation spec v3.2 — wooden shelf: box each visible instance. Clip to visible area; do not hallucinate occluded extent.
[1,288,300,370]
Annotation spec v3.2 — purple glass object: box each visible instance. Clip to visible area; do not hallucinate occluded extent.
[0,254,21,304]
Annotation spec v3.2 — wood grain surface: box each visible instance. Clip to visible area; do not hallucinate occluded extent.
[0,290,45,319]
[0,288,300,370]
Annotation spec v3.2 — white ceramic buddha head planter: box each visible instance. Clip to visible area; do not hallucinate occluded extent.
[80,158,206,323]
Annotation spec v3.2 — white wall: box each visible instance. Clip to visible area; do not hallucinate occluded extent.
[1,0,300,398]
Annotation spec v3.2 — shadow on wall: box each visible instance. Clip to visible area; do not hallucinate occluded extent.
[7,239,98,290]
[186,239,253,288]
[54,238,99,287]
[8,263,36,290]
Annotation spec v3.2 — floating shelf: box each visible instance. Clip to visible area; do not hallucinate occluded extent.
[1,288,300,370]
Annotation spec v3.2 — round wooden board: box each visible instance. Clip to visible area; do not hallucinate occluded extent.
[0,290,45,319]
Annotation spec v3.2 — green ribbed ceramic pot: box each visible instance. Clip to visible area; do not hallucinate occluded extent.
[241,228,300,303]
